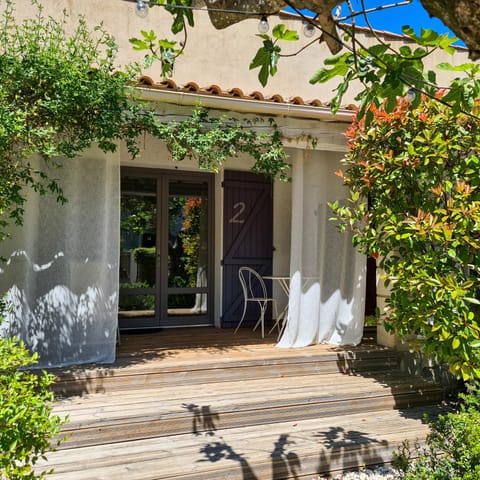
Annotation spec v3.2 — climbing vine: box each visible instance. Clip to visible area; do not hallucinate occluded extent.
[150,108,290,180]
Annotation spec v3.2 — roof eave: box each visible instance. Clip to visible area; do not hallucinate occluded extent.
[133,86,355,123]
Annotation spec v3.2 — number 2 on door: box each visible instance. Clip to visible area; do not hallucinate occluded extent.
[229,202,246,223]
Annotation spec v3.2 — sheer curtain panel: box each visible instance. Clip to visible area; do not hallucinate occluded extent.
[278,151,366,348]
[0,149,120,367]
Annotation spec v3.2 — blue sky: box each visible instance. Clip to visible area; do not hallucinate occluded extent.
[288,0,464,45]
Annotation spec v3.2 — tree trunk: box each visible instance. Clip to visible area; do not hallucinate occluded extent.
[420,0,480,60]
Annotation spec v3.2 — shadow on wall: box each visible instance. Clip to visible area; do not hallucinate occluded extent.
[0,249,117,368]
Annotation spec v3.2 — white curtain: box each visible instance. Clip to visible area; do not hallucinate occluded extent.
[0,149,119,367]
[278,151,366,348]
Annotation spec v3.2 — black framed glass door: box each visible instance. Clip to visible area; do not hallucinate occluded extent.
[118,169,213,329]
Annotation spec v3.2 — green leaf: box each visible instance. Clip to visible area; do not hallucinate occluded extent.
[170,14,185,34]
[310,63,349,84]
[402,26,456,50]
[464,297,480,305]
[441,328,451,340]
[367,44,389,57]
[249,40,281,86]
[437,62,475,72]
[140,29,157,42]
[129,38,148,51]
[258,64,269,87]
[331,71,352,113]
[324,51,353,66]
[158,39,177,50]
[401,25,415,37]
[272,24,299,41]
[249,46,271,70]
[452,337,461,350]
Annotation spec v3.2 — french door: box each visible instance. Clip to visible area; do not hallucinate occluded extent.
[118,168,213,329]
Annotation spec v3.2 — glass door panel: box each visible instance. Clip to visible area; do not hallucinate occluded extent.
[119,176,158,327]
[119,169,213,330]
[166,180,209,322]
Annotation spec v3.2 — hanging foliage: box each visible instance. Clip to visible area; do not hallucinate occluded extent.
[150,108,290,180]
[0,0,289,244]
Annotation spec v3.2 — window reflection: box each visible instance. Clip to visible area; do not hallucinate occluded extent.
[168,181,208,315]
[119,176,157,316]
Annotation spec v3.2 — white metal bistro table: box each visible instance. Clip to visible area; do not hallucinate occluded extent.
[262,276,290,339]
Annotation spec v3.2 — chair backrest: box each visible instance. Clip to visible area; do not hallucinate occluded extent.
[238,267,268,300]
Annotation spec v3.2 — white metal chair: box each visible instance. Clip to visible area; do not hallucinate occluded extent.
[234,266,278,338]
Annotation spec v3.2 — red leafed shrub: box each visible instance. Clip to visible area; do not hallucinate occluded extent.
[331,96,480,381]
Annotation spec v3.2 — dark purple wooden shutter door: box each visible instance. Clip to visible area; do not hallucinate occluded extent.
[222,171,273,328]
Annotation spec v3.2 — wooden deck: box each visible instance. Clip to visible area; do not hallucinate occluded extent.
[39,327,444,479]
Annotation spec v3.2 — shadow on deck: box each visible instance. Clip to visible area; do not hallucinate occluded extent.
[43,327,445,479]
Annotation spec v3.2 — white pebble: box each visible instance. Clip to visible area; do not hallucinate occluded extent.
[312,465,401,479]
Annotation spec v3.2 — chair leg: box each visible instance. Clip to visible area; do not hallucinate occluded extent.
[234,301,248,334]
[252,301,267,338]
[260,305,266,338]
[278,311,288,340]
[268,315,282,335]
[268,301,281,335]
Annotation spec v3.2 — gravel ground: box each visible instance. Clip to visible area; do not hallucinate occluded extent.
[314,465,402,479]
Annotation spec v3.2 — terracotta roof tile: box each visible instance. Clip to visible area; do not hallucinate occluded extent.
[182,81,200,91]
[306,99,325,107]
[139,75,155,86]
[288,96,305,105]
[135,77,356,111]
[266,94,285,103]
[228,87,245,97]
[247,91,265,101]
[160,79,178,90]
[204,84,224,95]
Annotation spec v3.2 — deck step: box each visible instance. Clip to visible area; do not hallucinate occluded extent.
[55,370,442,449]
[40,407,440,480]
[52,348,399,397]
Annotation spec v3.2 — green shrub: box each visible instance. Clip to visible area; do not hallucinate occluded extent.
[395,383,480,479]
[132,247,156,286]
[132,247,156,263]
[0,336,65,479]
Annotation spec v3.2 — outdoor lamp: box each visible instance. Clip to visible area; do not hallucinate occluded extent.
[258,15,269,34]
[303,22,316,37]
[136,0,149,18]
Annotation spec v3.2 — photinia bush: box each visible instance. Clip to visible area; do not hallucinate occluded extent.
[331,95,480,381]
